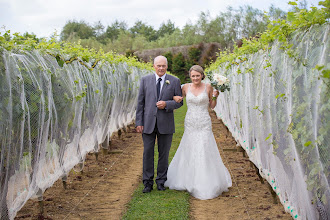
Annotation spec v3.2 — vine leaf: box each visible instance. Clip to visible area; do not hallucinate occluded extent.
[55,55,64,67]
[321,69,330,78]
[304,141,312,146]
[275,93,285,99]
[314,65,324,71]
[288,1,298,6]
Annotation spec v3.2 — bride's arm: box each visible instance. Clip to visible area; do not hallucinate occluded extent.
[173,84,187,103]
[208,84,219,109]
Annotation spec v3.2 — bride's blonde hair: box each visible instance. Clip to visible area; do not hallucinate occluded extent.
[189,65,205,80]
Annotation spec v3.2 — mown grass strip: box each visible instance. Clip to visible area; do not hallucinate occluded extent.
[123,100,189,220]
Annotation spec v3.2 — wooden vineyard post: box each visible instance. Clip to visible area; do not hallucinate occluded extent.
[267,182,278,204]
[101,134,110,155]
[36,188,44,216]
[250,163,278,204]
[62,174,67,189]
[122,126,127,134]
[251,162,264,184]
[78,161,84,174]
[108,138,112,151]
[237,143,247,157]
[94,151,99,161]
[118,129,122,139]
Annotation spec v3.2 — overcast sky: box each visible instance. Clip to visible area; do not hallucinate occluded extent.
[0,0,321,38]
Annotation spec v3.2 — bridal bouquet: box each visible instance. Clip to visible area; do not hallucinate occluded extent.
[208,72,230,92]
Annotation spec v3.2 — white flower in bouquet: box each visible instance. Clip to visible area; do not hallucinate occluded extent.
[213,73,229,85]
[208,72,230,92]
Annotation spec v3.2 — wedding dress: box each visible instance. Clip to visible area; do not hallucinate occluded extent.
[165,83,232,200]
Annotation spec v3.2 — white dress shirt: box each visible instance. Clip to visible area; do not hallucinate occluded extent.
[155,73,166,93]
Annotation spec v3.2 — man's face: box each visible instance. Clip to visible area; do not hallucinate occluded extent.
[153,57,167,77]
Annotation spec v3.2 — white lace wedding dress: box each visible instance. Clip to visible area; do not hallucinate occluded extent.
[165,83,232,200]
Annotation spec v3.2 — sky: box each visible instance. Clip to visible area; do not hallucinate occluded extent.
[0,0,322,38]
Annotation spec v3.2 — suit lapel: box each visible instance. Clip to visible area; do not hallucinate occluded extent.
[159,75,168,100]
[150,74,157,100]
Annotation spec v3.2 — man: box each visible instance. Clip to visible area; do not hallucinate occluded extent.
[136,55,183,193]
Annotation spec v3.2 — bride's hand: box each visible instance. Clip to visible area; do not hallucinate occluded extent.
[212,89,219,98]
[173,96,183,103]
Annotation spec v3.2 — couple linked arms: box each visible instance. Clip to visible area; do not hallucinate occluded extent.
[159,77,183,111]
[173,83,219,109]
[173,83,187,103]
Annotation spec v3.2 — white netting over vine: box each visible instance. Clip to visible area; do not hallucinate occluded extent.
[213,25,329,220]
[0,50,151,219]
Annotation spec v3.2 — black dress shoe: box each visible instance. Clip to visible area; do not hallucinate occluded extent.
[157,183,166,191]
[143,185,153,193]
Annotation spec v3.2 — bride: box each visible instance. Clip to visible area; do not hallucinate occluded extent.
[164,65,232,200]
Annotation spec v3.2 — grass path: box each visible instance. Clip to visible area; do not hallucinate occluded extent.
[123,100,190,219]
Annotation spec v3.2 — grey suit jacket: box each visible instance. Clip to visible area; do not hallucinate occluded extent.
[136,73,183,134]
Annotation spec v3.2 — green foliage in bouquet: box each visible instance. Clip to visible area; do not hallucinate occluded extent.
[206,71,230,92]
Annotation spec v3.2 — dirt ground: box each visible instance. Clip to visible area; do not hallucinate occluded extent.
[15,125,144,220]
[189,111,292,220]
[15,111,292,220]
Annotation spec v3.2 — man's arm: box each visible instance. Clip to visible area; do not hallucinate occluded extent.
[165,77,183,111]
[135,77,145,129]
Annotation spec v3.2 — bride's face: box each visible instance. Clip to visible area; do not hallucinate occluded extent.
[190,70,202,84]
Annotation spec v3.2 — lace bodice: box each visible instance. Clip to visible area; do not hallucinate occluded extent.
[184,83,212,132]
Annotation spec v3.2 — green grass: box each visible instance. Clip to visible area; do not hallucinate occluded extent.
[123,100,189,220]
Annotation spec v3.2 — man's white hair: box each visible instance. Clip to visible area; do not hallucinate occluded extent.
[154,55,168,65]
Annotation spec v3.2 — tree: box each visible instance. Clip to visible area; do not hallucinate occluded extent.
[132,35,149,51]
[105,30,133,53]
[240,5,267,38]
[185,46,201,70]
[268,4,287,21]
[102,20,128,43]
[205,16,226,45]
[298,0,308,9]
[154,29,184,48]
[157,20,176,38]
[60,20,95,41]
[93,21,104,37]
[163,52,173,72]
[22,32,40,42]
[181,23,201,45]
[130,20,157,41]
[172,52,187,83]
[224,7,242,43]
[196,11,211,41]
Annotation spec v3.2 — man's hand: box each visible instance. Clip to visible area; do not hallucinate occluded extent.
[156,101,166,109]
[136,126,144,133]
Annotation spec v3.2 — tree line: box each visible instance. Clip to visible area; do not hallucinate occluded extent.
[8,1,310,83]
[59,2,310,83]
[59,4,292,54]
